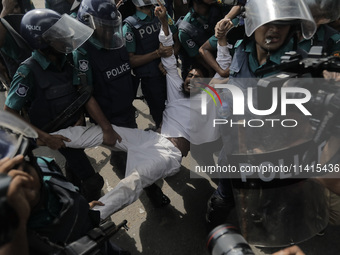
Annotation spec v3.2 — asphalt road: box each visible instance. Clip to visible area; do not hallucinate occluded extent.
[2,1,340,254]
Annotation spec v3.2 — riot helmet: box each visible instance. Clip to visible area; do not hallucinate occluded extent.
[304,0,340,25]
[20,9,93,53]
[132,0,165,7]
[77,0,124,49]
[244,0,316,40]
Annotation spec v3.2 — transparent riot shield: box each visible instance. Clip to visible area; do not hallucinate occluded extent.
[217,76,332,247]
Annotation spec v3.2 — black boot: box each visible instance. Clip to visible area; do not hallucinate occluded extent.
[205,192,235,232]
[81,173,104,202]
[144,183,170,208]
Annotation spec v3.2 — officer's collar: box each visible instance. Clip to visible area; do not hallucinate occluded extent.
[33,50,67,70]
[299,24,326,43]
[136,9,154,21]
[246,38,294,67]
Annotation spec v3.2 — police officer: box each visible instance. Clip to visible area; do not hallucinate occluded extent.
[177,0,236,78]
[4,9,121,202]
[77,0,137,129]
[198,10,245,78]
[299,0,340,57]
[0,0,34,89]
[205,0,317,230]
[77,0,172,208]
[123,0,176,129]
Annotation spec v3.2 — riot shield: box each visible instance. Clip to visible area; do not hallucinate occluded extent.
[217,77,332,247]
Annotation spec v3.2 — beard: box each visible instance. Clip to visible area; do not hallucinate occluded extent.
[181,82,190,98]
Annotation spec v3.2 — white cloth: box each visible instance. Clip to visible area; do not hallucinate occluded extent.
[52,124,182,219]
[213,43,233,79]
[159,29,220,145]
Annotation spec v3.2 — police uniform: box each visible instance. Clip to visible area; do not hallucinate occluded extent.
[0,0,34,79]
[178,5,231,57]
[123,10,177,128]
[177,4,230,78]
[5,50,102,196]
[298,24,340,57]
[212,37,299,220]
[78,41,137,128]
[229,38,296,78]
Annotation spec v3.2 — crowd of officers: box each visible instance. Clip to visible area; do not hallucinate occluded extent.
[0,0,340,254]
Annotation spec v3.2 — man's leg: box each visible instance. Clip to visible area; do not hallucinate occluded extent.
[140,76,166,129]
[59,147,104,202]
[206,178,235,231]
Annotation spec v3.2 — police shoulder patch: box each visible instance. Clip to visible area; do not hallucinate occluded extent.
[186,39,196,48]
[15,83,29,97]
[125,32,134,43]
[79,60,89,72]
[333,51,340,58]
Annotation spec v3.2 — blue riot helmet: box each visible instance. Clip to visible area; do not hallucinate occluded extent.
[20,9,93,53]
[77,0,125,49]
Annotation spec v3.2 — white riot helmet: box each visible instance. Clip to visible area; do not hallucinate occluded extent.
[132,0,165,7]
[244,0,317,40]
[304,0,340,24]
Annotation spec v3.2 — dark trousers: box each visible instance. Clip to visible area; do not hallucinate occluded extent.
[216,178,234,201]
[59,147,96,181]
[140,75,167,128]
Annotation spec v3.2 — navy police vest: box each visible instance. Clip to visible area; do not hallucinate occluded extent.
[23,57,80,130]
[82,42,135,126]
[178,6,226,47]
[124,15,162,77]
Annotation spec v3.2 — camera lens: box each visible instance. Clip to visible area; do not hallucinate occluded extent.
[207,224,254,255]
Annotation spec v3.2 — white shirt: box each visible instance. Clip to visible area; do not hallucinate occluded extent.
[159,28,231,145]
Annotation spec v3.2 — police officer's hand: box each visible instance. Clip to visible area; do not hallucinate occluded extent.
[154,0,167,24]
[89,200,105,209]
[215,18,234,39]
[0,156,35,222]
[0,155,24,174]
[158,62,167,75]
[116,0,124,8]
[102,127,122,147]
[1,0,21,16]
[272,245,305,255]
[158,43,173,58]
[38,133,71,150]
[323,70,340,82]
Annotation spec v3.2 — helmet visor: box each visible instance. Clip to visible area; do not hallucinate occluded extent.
[88,11,124,50]
[244,0,317,39]
[132,0,165,7]
[42,14,94,54]
[0,111,37,159]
